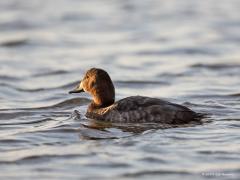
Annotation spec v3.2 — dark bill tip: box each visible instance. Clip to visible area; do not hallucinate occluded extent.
[69,89,84,94]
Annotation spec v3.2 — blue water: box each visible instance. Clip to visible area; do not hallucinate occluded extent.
[0,0,240,179]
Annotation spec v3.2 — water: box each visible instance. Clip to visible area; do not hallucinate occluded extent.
[0,0,240,179]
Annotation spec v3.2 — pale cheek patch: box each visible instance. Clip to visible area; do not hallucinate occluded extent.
[80,81,84,89]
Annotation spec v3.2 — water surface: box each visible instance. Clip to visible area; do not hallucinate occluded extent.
[0,0,240,179]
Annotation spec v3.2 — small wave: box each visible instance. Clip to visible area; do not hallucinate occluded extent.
[59,81,79,89]
[47,98,90,109]
[156,72,186,80]
[0,139,29,144]
[0,154,80,165]
[84,162,130,168]
[0,118,54,126]
[197,150,239,155]
[0,98,90,120]
[0,111,36,120]
[183,101,229,111]
[0,20,35,31]
[0,83,48,93]
[121,170,191,177]
[0,75,20,81]
[115,80,169,86]
[78,126,131,140]
[61,12,94,22]
[25,97,90,110]
[0,80,79,93]
[183,94,231,99]
[38,98,90,110]
[0,38,29,47]
[19,80,80,93]
[17,87,48,92]
[139,157,166,163]
[33,70,69,77]
[0,83,17,89]
[191,63,240,70]
[22,81,79,92]
[136,48,217,56]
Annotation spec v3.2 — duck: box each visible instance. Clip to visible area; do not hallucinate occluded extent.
[69,68,202,124]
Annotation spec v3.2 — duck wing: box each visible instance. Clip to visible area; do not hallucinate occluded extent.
[106,96,200,124]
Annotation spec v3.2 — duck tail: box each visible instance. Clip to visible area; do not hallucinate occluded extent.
[194,112,208,121]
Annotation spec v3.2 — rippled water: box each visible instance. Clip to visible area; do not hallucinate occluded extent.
[0,0,240,179]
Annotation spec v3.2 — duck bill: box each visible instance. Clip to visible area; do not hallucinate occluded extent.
[69,84,84,94]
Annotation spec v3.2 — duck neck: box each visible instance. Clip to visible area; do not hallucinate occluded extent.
[92,94,115,108]
[91,91,115,108]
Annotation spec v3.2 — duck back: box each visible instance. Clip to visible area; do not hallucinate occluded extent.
[86,96,201,124]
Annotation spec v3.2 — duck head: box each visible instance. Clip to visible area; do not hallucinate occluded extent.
[69,68,115,107]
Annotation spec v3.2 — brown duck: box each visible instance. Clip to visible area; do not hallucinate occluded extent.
[69,68,202,124]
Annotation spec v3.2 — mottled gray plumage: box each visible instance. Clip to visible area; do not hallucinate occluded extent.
[86,96,200,124]
[70,68,202,124]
